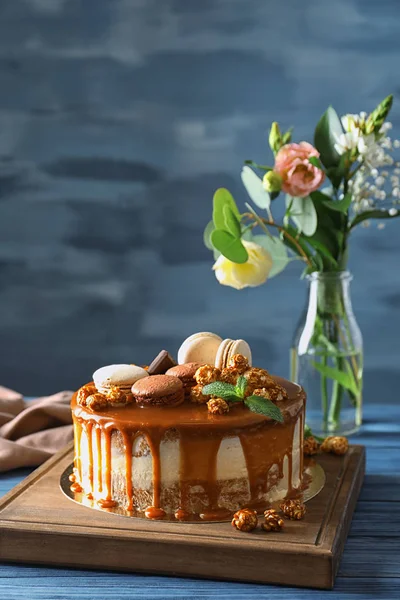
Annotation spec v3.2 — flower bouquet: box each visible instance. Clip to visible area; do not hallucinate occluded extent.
[203,94,399,435]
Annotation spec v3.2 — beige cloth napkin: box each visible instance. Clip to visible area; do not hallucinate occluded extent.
[0,386,73,472]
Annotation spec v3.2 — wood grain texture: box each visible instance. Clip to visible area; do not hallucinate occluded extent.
[0,443,365,590]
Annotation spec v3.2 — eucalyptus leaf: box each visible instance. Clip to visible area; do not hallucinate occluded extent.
[286,195,318,236]
[203,220,215,251]
[252,234,290,277]
[311,361,359,396]
[223,204,241,238]
[314,106,343,168]
[210,229,248,264]
[306,238,338,268]
[244,396,284,422]
[213,188,240,230]
[241,166,271,209]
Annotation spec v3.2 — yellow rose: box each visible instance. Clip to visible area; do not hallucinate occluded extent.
[213,241,273,290]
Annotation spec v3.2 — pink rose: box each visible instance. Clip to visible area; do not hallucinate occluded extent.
[274,142,325,197]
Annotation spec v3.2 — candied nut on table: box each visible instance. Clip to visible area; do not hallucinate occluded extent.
[207,398,229,415]
[231,508,258,532]
[227,353,249,374]
[253,385,288,402]
[189,385,209,404]
[280,499,306,520]
[86,393,109,411]
[320,436,349,455]
[194,365,221,386]
[220,367,240,385]
[76,384,97,407]
[262,509,284,532]
[304,436,320,456]
[243,368,276,396]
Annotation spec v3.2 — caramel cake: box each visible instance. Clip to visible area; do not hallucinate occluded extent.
[70,335,306,522]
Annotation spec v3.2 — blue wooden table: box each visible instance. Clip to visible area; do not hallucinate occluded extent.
[1,403,399,599]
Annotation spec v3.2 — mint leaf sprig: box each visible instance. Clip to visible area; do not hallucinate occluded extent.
[202,376,283,423]
[304,424,324,443]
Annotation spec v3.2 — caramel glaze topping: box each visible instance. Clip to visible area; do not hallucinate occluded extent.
[71,376,305,521]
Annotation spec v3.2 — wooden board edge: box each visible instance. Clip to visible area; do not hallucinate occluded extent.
[0,527,335,589]
[0,442,73,512]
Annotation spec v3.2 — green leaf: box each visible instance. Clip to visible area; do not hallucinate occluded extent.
[365,94,393,135]
[203,220,215,251]
[304,423,324,443]
[223,204,241,238]
[235,375,248,398]
[326,151,350,189]
[350,208,400,229]
[311,361,359,396]
[306,238,338,268]
[286,195,318,236]
[252,234,290,278]
[309,156,323,169]
[314,106,343,168]
[244,160,273,171]
[210,230,249,264]
[244,396,284,422]
[241,166,271,209]
[202,381,242,402]
[213,188,240,230]
[281,127,293,145]
[322,192,352,214]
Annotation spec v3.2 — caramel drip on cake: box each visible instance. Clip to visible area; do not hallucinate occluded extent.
[143,429,166,520]
[71,375,305,521]
[121,430,134,511]
[97,426,117,508]
[96,426,103,493]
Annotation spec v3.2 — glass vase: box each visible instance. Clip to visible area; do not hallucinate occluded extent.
[290,271,363,437]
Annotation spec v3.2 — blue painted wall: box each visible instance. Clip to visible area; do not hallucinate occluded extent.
[0,0,399,396]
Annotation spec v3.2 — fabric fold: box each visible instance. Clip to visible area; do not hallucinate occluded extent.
[0,386,73,472]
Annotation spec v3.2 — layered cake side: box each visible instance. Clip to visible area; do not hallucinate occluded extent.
[70,333,306,522]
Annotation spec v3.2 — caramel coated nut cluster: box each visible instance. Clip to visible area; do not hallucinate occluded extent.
[189,385,209,404]
[194,365,221,386]
[262,508,284,532]
[220,367,241,385]
[243,368,276,396]
[105,386,134,405]
[227,353,249,373]
[321,436,349,455]
[253,385,288,402]
[231,508,258,532]
[207,397,229,415]
[76,384,97,407]
[280,499,306,520]
[86,393,109,411]
[304,436,320,456]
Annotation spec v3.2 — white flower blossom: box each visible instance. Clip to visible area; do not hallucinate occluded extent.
[334,130,360,155]
[389,208,398,216]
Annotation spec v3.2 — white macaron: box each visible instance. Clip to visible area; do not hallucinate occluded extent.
[93,364,148,394]
[215,338,252,370]
[177,332,223,365]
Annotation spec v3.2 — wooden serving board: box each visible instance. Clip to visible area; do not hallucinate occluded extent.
[0,442,365,590]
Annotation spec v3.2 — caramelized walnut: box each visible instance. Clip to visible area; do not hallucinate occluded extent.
[262,508,284,532]
[320,436,349,456]
[304,436,320,456]
[76,384,97,407]
[280,499,306,520]
[232,508,258,532]
[195,365,221,386]
[105,386,127,404]
[227,353,249,374]
[207,398,229,415]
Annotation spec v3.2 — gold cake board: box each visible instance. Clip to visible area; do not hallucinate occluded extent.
[0,442,365,590]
